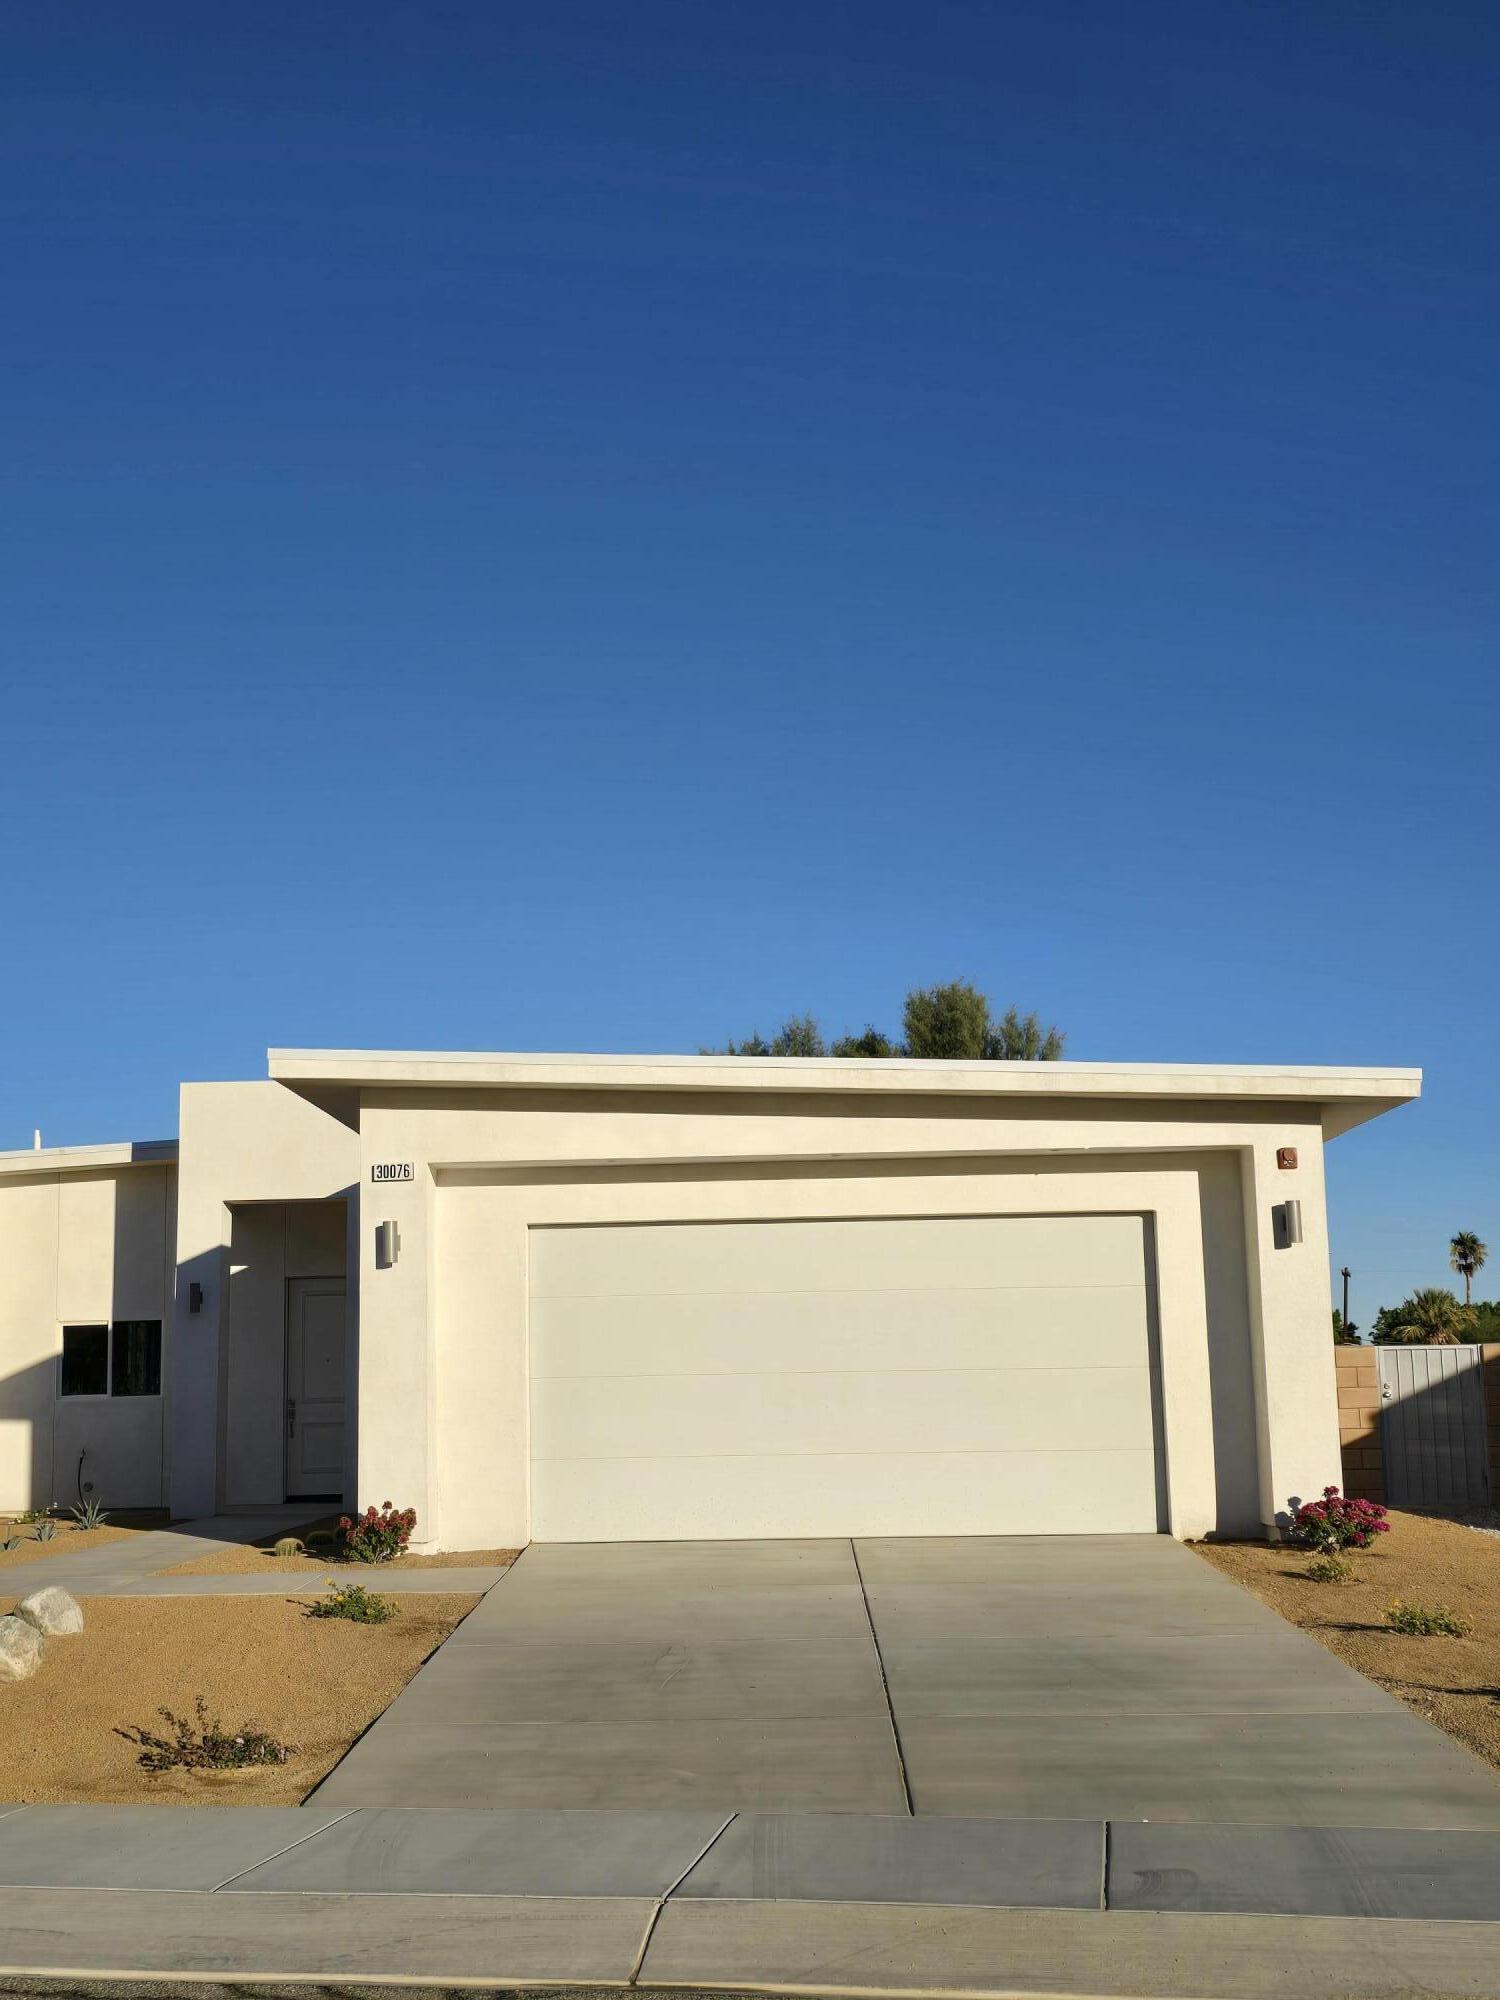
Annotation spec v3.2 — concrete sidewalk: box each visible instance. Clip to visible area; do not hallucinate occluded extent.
[1,1512,508,1596]
[0,1511,323,1596]
[0,1805,1496,1996]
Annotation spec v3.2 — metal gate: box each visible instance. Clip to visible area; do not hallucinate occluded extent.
[1377,1344,1491,1509]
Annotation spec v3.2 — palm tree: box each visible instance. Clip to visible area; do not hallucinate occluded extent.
[1448,1231,1488,1307]
[1391,1287,1477,1345]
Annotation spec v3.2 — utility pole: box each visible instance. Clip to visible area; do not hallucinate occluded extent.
[1341,1266,1352,1341]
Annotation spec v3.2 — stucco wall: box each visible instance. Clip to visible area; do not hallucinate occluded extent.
[349,1085,1335,1550]
[0,1163,176,1511]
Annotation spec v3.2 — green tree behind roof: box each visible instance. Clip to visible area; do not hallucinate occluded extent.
[717,980,1064,1062]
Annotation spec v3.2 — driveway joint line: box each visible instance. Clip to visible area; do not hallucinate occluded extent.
[849,1537,913,1816]
[628,1811,738,1983]
[209,1808,364,1891]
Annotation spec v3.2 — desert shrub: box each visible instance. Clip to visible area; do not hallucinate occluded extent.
[1305,1551,1355,1584]
[31,1520,58,1543]
[272,1536,306,1559]
[1383,1600,1470,1637]
[336,1502,416,1563]
[118,1697,291,1771]
[71,1499,109,1531]
[1288,1486,1389,1554]
[16,1507,53,1526]
[310,1580,399,1624]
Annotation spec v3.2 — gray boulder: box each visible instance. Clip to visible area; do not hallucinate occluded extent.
[0,1613,44,1682]
[17,1586,84,1637]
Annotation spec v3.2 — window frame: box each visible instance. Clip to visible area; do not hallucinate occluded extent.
[110,1319,163,1399]
[56,1319,164,1401]
[58,1323,112,1401]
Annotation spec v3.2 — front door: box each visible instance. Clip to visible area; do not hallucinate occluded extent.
[285,1278,347,1500]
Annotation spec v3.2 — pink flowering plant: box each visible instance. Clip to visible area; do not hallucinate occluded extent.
[1288,1485,1389,1555]
[336,1502,417,1563]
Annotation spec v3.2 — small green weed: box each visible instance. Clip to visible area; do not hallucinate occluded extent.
[309,1580,399,1624]
[1305,1551,1355,1584]
[1383,1599,1470,1637]
[117,1697,291,1772]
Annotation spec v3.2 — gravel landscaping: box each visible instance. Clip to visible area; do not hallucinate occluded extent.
[1195,1508,1500,1774]
[0,1589,479,1804]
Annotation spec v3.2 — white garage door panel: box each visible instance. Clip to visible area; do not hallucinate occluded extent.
[529,1214,1147,1300]
[534,1449,1162,1542]
[528,1214,1159,1541]
[532,1282,1148,1379]
[532,1364,1153,1462]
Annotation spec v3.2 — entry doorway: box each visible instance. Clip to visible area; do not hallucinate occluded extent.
[285,1277,347,1501]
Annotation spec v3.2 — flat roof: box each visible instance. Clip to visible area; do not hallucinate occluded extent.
[0,1138,178,1180]
[268,1048,1420,1135]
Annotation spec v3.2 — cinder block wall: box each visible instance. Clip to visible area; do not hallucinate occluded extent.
[1337,1342,1500,1506]
[1334,1346,1385,1501]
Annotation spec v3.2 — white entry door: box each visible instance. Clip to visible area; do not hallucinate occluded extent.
[528,1214,1162,1541]
[285,1278,347,1500]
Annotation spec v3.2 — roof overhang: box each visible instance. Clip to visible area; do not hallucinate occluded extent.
[268,1049,1420,1139]
[0,1138,178,1180]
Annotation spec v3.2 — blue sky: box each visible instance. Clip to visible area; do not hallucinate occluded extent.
[3,0,1495,1320]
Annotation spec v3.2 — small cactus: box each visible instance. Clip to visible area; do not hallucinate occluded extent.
[272,1536,306,1560]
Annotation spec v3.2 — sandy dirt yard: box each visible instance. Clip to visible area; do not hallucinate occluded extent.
[0,1590,478,1804]
[0,1516,164,1574]
[1195,1509,1500,1772]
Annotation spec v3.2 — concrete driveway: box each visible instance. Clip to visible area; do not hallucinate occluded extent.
[314,1534,1500,1827]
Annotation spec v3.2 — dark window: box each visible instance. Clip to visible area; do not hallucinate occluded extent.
[60,1324,109,1397]
[111,1320,162,1397]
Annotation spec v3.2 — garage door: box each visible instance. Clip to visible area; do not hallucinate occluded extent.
[528,1213,1160,1541]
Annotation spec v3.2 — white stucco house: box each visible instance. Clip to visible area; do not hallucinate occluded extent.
[0,1048,1418,1549]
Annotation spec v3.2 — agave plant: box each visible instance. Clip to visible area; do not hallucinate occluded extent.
[1391,1287,1476,1346]
[71,1498,110,1531]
